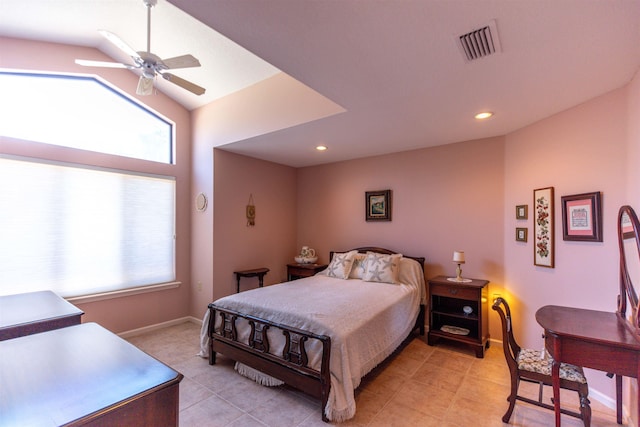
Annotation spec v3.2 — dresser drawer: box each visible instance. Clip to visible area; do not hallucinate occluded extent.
[430,283,478,301]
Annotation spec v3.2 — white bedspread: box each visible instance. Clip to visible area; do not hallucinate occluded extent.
[199,258,425,421]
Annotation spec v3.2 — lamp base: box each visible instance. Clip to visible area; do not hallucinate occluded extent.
[447,277,472,283]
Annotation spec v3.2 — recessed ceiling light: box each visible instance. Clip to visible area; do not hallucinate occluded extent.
[475,111,493,120]
[316,145,327,151]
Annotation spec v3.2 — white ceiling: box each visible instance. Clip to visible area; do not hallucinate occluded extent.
[2,0,640,167]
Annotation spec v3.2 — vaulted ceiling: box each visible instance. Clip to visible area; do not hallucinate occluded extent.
[2,0,639,167]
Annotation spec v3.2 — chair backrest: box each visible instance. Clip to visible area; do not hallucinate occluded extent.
[492,297,522,370]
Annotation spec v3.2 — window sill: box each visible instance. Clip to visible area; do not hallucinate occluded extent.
[66,281,181,305]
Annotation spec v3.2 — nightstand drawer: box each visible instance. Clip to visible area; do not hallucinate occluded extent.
[430,283,478,300]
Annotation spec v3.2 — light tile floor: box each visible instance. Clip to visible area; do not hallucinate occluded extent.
[126,322,626,426]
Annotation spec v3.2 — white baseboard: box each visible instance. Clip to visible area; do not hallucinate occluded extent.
[118,315,202,339]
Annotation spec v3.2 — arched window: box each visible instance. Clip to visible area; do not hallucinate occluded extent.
[0,71,174,164]
[0,71,177,298]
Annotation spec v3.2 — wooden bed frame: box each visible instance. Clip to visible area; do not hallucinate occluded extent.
[207,247,426,422]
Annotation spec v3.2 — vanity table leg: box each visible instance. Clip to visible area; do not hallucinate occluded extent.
[552,358,561,426]
[615,374,622,424]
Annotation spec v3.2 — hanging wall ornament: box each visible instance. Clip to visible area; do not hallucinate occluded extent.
[246,194,256,226]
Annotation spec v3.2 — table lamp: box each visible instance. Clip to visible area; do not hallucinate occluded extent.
[448,251,471,282]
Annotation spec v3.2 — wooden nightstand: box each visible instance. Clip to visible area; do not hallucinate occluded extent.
[427,275,490,358]
[287,263,328,281]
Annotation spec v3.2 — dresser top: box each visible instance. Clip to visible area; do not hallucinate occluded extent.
[0,290,83,330]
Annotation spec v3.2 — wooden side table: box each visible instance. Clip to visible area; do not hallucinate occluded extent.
[234,268,269,293]
[287,263,328,281]
[427,275,490,358]
[0,290,84,341]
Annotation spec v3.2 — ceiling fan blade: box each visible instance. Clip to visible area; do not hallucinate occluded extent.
[161,54,201,70]
[161,73,205,96]
[98,29,142,61]
[75,59,137,70]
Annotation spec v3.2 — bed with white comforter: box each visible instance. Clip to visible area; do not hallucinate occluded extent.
[200,248,425,422]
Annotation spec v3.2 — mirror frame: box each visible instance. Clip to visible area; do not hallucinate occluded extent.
[617,205,640,330]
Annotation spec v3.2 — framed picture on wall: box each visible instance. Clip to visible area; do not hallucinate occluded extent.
[516,227,528,242]
[516,205,528,220]
[534,187,554,268]
[561,191,603,242]
[365,190,392,221]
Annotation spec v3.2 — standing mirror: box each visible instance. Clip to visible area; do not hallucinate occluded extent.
[617,205,640,331]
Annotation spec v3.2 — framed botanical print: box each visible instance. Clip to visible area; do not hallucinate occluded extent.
[534,187,554,268]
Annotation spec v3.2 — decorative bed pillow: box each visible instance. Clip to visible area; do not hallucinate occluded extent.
[348,253,368,279]
[362,252,402,284]
[325,250,358,279]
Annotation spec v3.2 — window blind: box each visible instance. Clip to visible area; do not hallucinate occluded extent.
[0,156,176,297]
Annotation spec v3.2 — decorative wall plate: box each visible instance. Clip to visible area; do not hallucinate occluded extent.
[195,192,207,212]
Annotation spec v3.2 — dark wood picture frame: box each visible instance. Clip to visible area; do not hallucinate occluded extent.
[561,191,603,242]
[365,190,391,221]
[516,205,528,220]
[516,227,528,242]
[534,187,554,268]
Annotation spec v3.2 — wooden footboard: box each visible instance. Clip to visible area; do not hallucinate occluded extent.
[208,303,332,421]
[208,302,425,422]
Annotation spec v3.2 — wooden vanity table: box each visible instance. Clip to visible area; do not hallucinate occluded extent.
[536,305,640,425]
[536,205,640,426]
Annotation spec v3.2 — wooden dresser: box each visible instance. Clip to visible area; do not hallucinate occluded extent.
[0,322,183,426]
[0,290,84,341]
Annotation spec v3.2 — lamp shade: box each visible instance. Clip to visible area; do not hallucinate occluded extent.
[453,251,465,263]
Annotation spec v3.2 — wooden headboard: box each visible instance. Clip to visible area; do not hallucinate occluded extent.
[329,246,425,273]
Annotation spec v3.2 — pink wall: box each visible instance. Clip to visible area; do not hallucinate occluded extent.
[0,37,193,333]
[504,87,628,401]
[297,137,506,341]
[189,99,298,315]
[213,150,297,293]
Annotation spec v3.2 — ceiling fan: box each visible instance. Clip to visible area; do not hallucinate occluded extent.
[75,0,205,96]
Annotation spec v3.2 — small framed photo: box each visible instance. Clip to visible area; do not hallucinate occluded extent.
[516,227,528,242]
[534,187,554,268]
[365,190,391,221]
[516,205,528,220]
[561,192,602,242]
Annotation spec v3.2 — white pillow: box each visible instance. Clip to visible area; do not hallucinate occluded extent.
[325,250,358,279]
[348,253,368,279]
[363,252,402,284]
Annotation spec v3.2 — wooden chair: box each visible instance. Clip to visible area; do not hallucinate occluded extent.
[492,297,591,426]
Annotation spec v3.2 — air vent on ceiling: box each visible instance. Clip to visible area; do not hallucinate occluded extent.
[457,20,501,62]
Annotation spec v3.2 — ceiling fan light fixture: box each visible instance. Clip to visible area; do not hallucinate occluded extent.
[136,76,154,95]
[74,0,205,96]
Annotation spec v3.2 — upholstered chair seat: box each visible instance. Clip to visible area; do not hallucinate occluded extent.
[516,348,588,384]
